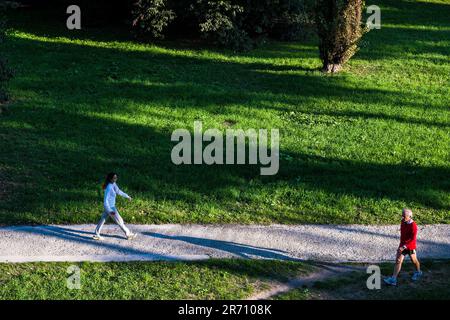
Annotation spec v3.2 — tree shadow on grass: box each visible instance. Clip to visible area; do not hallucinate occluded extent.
[10,0,450,63]
[1,103,449,225]
[7,31,449,114]
[356,0,450,61]
[4,35,448,142]
[1,13,449,224]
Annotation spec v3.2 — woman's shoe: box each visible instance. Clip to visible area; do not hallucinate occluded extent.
[93,234,104,241]
[127,233,137,240]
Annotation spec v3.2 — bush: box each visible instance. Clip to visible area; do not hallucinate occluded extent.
[315,0,366,73]
[191,0,315,49]
[131,0,315,50]
[192,0,251,50]
[132,0,176,39]
[240,0,315,41]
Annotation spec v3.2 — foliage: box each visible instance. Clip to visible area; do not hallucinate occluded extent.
[131,0,315,50]
[240,0,315,41]
[191,0,250,50]
[315,0,366,72]
[132,0,176,39]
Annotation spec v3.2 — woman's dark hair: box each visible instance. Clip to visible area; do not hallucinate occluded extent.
[102,172,117,189]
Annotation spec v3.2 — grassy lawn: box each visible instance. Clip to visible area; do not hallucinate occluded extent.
[274,260,450,300]
[1,0,449,225]
[0,259,312,300]
[3,258,448,300]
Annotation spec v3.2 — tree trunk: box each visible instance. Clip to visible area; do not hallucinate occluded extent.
[322,62,342,73]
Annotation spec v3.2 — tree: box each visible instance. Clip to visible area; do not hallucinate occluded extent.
[315,0,365,73]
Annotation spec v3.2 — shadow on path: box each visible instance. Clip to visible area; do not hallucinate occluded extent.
[19,225,176,260]
[144,232,301,261]
[48,225,125,240]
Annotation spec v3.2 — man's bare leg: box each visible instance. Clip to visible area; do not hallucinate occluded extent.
[393,252,405,278]
[410,253,421,272]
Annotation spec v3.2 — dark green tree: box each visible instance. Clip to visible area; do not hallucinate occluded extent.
[315,0,366,73]
[132,0,176,39]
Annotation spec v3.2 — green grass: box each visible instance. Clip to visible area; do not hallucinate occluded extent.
[0,259,312,300]
[3,259,448,300]
[1,0,449,225]
[274,260,450,300]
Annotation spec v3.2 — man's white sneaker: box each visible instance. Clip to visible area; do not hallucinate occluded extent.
[412,271,423,281]
[93,234,104,241]
[383,276,397,286]
[127,233,137,240]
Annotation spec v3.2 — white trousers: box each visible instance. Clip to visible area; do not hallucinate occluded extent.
[95,207,131,237]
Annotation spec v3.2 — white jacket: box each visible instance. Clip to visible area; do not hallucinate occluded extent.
[104,183,130,212]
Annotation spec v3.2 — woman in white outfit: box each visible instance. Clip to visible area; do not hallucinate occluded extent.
[93,172,137,240]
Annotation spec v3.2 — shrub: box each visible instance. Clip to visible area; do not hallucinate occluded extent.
[240,0,315,41]
[132,0,176,39]
[315,0,366,73]
[131,0,315,50]
[191,0,315,49]
[192,0,251,51]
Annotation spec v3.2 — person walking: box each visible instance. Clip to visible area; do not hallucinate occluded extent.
[93,172,137,241]
[384,208,422,286]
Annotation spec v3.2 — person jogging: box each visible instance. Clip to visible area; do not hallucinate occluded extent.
[384,208,422,286]
[93,172,137,241]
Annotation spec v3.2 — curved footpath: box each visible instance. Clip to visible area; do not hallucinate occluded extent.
[1,224,449,263]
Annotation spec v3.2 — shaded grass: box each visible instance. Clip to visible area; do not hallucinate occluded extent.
[0,0,449,225]
[0,259,312,300]
[274,260,450,300]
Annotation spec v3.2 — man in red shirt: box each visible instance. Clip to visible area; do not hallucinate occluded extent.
[384,208,423,286]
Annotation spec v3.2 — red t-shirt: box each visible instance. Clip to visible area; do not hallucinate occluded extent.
[400,220,417,250]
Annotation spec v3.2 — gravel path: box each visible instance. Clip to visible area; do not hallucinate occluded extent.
[1,224,449,263]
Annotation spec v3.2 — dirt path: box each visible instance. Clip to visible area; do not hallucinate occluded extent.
[0,224,449,263]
